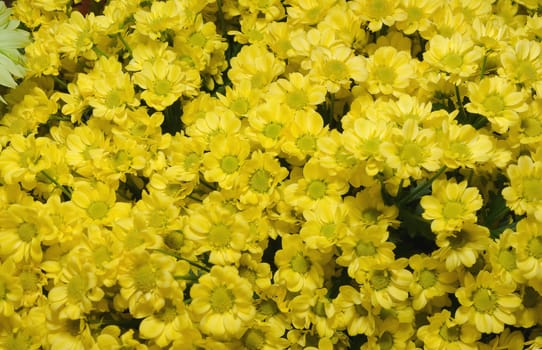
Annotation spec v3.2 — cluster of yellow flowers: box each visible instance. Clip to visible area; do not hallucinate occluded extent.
[2,0,542,348]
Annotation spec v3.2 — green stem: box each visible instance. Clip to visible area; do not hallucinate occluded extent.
[479,54,488,80]
[455,84,467,121]
[92,45,108,58]
[52,76,68,90]
[150,248,211,272]
[117,33,132,56]
[216,0,225,36]
[40,171,72,199]
[397,166,447,206]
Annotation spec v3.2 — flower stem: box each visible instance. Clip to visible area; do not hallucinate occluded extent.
[397,166,446,206]
[39,171,72,199]
[150,248,211,272]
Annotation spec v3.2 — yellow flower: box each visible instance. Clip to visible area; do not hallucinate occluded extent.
[0,259,23,317]
[515,217,542,284]
[344,183,399,229]
[267,72,327,111]
[515,284,542,328]
[47,254,104,320]
[309,45,367,93]
[409,254,458,310]
[55,11,103,60]
[216,80,262,117]
[423,33,483,83]
[440,122,494,169]
[238,0,285,21]
[289,288,336,337]
[133,0,181,40]
[246,102,293,152]
[417,309,481,350]
[465,76,528,134]
[514,99,542,147]
[273,234,330,292]
[189,265,256,339]
[361,317,414,350]
[228,44,285,90]
[185,108,242,147]
[395,0,441,35]
[421,178,483,233]
[133,58,200,111]
[455,270,521,333]
[365,46,416,96]
[433,223,491,271]
[499,39,542,88]
[360,258,412,309]
[239,323,290,350]
[350,0,407,32]
[202,134,251,190]
[281,109,328,164]
[487,229,525,286]
[286,0,337,26]
[332,285,376,336]
[139,297,193,347]
[502,155,542,221]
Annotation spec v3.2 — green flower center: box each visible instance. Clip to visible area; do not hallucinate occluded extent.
[93,245,111,266]
[67,275,86,302]
[375,66,396,84]
[320,223,336,238]
[363,139,380,155]
[189,32,207,48]
[335,146,357,167]
[250,169,271,193]
[290,253,310,273]
[105,89,122,108]
[158,304,177,323]
[407,7,422,21]
[263,122,282,139]
[87,201,109,220]
[296,134,317,152]
[208,224,231,248]
[153,79,172,96]
[313,299,327,317]
[324,59,348,81]
[220,155,240,174]
[439,325,460,342]
[210,286,234,313]
[20,271,39,292]
[528,236,542,259]
[483,94,505,114]
[371,270,390,290]
[441,53,463,70]
[517,61,537,82]
[523,178,542,201]
[286,89,308,110]
[369,0,388,16]
[362,208,381,224]
[378,331,394,350]
[449,142,472,160]
[251,72,267,89]
[239,266,257,285]
[497,247,517,271]
[355,240,377,257]
[133,264,156,292]
[17,222,36,243]
[442,201,464,219]
[242,329,265,350]
[307,180,327,200]
[231,98,250,115]
[258,299,279,316]
[448,230,468,248]
[164,230,184,250]
[184,152,200,169]
[419,269,438,289]
[522,118,542,137]
[400,142,423,166]
[473,287,496,313]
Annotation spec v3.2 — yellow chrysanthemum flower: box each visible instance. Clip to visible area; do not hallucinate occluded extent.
[395,0,441,35]
[499,39,542,88]
[139,297,193,347]
[189,265,256,339]
[487,229,526,286]
[465,76,528,134]
[133,0,181,41]
[280,109,327,164]
[332,285,377,336]
[440,122,494,169]
[267,72,327,111]
[362,317,414,350]
[360,258,412,309]
[365,46,416,96]
[246,102,293,152]
[286,0,337,26]
[350,0,407,32]
[228,44,285,90]
[344,184,399,229]
[0,258,23,317]
[216,80,262,117]
[502,155,542,221]
[455,270,521,334]
[515,217,542,287]
[55,11,106,60]
[409,254,457,310]
[421,178,484,233]
[417,309,480,350]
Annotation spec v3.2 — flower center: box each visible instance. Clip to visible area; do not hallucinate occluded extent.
[87,201,109,220]
[369,0,388,17]
[528,236,542,259]
[313,299,327,317]
[370,270,390,290]
[400,142,423,166]
[164,230,184,250]
[355,240,377,257]
[375,66,396,84]
[290,253,310,273]
[67,275,86,302]
[296,134,317,152]
[473,287,496,313]
[307,180,327,200]
[263,122,282,139]
[407,7,422,21]
[105,89,122,108]
[419,269,438,289]
[449,142,472,160]
[286,89,309,110]
[497,247,516,271]
[441,53,463,70]
[17,222,36,243]
[208,224,231,248]
[242,329,265,350]
[442,201,464,219]
[210,286,234,313]
[189,32,207,48]
[523,178,542,201]
[363,139,380,155]
[184,152,200,169]
[355,304,369,316]
[93,245,111,266]
[448,230,468,248]
[324,59,348,81]
[231,98,250,115]
[20,271,39,292]
[251,72,267,89]
[220,155,240,174]
[158,304,177,323]
[250,169,271,193]
[378,331,394,350]
[320,223,336,238]
[133,264,156,292]
[258,299,279,316]
[362,208,381,224]
[153,79,172,96]
[517,61,537,82]
[522,118,542,137]
[483,94,505,114]
[439,325,460,342]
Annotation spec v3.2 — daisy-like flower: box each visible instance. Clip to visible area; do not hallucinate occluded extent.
[395,0,441,35]
[246,102,293,152]
[499,39,542,88]
[280,109,328,164]
[350,0,407,32]
[440,122,494,169]
[423,33,483,83]
[417,309,480,350]
[228,44,285,90]
[0,1,30,100]
[332,285,377,336]
[421,178,484,233]
[364,46,416,96]
[362,317,414,350]
[465,76,528,134]
[409,254,457,310]
[360,258,412,309]
[267,72,327,111]
[189,265,256,339]
[515,217,542,287]
[502,155,542,221]
[455,270,521,334]
[0,258,23,317]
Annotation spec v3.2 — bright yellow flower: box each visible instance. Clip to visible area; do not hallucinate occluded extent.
[360,258,412,309]
[185,108,242,146]
[440,122,494,169]
[365,46,416,96]
[139,297,192,347]
[515,217,542,285]
[502,155,542,221]
[433,223,491,271]
[133,0,181,41]
[344,184,399,229]
[332,285,376,336]
[455,270,521,333]
[286,0,338,26]
[289,288,336,337]
[55,11,105,60]
[267,72,327,111]
[133,58,200,111]
[486,229,526,286]
[499,39,542,88]
[228,44,285,90]
[238,323,290,350]
[513,98,542,147]
[515,284,542,328]
[0,259,23,317]
[466,76,528,134]
[417,309,480,350]
[281,109,328,164]
[423,33,484,83]
[189,265,256,339]
[216,80,262,117]
[239,0,285,20]
[202,134,251,190]
[421,178,483,233]
[361,317,414,350]
[246,102,293,152]
[132,189,183,235]
[395,0,442,35]
[350,0,407,32]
